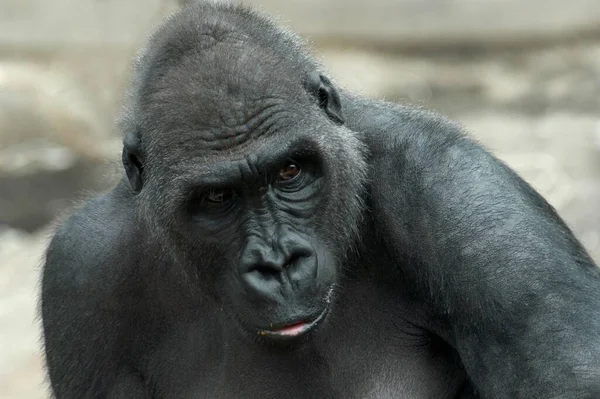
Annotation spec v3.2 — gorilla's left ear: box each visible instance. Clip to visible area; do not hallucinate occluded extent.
[122,131,144,193]
[305,71,344,125]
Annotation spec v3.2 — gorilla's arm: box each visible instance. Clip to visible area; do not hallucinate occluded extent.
[41,188,149,398]
[342,93,600,397]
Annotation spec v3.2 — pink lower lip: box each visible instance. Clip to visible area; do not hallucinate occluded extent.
[259,306,329,339]
[272,321,309,336]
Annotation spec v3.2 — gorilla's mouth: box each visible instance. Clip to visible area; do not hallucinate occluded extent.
[258,304,330,340]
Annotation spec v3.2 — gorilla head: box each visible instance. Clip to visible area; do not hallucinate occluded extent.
[119,5,368,341]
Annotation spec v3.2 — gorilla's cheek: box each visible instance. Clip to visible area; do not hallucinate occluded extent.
[313,242,337,293]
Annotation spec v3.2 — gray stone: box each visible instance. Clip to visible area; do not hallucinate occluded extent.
[244,0,600,48]
[0,62,120,231]
[0,228,48,398]
[0,0,177,48]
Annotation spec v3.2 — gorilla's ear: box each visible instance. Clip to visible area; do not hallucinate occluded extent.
[122,132,144,193]
[305,71,344,125]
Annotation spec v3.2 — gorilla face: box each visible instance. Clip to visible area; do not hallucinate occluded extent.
[187,139,337,340]
[146,128,365,342]
[121,43,368,342]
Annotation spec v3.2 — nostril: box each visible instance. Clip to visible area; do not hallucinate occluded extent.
[284,255,300,269]
[251,264,281,277]
[284,250,311,269]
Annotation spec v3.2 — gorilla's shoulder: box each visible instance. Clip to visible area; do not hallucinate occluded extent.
[364,103,467,159]
[342,93,469,159]
[43,182,139,295]
[346,96,484,203]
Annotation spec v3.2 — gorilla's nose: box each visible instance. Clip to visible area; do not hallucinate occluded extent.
[239,240,316,299]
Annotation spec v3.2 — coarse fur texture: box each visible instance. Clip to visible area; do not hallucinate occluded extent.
[41,2,600,398]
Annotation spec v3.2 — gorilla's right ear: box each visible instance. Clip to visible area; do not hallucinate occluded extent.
[305,71,344,125]
[122,132,144,193]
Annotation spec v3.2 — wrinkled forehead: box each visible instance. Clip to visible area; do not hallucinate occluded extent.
[136,43,312,151]
[166,130,324,184]
[145,124,328,197]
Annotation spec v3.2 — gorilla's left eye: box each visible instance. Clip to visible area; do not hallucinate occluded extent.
[278,163,301,182]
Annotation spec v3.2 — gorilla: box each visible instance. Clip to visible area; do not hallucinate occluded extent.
[41,2,600,398]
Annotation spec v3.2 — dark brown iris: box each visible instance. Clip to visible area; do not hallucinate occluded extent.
[278,163,300,181]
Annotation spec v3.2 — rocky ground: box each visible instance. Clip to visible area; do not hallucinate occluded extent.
[1,36,599,399]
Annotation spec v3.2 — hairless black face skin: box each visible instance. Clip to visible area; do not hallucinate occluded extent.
[40,2,600,398]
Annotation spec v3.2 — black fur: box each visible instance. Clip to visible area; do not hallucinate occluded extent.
[41,2,600,398]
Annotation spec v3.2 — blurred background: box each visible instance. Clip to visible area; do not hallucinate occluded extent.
[1,0,599,397]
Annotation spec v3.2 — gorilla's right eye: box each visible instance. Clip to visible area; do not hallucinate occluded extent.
[204,189,234,204]
[205,189,232,203]
[189,188,235,215]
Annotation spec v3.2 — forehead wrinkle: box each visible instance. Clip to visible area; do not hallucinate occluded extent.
[141,52,305,151]
[146,101,298,156]
[160,127,313,187]
[148,42,298,105]
[133,23,318,154]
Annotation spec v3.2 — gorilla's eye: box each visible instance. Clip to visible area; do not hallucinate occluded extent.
[205,189,233,203]
[189,188,236,216]
[278,163,301,182]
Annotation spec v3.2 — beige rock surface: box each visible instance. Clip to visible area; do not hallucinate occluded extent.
[248,0,600,48]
